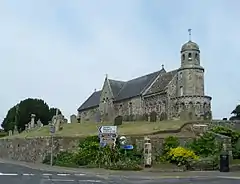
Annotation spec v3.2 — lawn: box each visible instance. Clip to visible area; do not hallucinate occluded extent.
[4,120,189,139]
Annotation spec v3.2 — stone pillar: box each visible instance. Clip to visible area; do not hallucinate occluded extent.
[30,114,36,128]
[144,137,152,168]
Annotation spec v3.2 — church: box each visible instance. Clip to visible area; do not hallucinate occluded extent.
[77,34,212,122]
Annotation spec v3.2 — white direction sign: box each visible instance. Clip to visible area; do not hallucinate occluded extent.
[99,126,117,134]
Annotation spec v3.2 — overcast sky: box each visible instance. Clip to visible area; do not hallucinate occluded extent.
[0,0,239,122]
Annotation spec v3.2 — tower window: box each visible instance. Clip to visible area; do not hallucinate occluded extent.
[195,53,198,59]
[188,53,192,60]
[179,72,182,79]
[180,86,183,96]
[182,54,185,60]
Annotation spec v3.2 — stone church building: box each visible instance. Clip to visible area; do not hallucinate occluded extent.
[78,38,212,122]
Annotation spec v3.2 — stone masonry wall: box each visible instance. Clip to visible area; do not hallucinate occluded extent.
[0,136,193,163]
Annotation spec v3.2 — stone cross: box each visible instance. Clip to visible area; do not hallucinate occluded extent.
[30,114,36,128]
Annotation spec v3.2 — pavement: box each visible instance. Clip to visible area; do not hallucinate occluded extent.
[0,159,240,183]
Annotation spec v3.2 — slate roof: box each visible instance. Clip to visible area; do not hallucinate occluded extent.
[108,79,126,97]
[145,69,178,95]
[78,68,177,112]
[78,90,101,111]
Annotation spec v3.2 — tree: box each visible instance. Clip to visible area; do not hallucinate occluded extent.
[230,104,240,120]
[1,98,62,132]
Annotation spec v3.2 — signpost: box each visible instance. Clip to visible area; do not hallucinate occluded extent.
[98,126,117,147]
[50,125,55,166]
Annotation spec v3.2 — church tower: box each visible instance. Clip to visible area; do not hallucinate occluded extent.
[176,29,212,119]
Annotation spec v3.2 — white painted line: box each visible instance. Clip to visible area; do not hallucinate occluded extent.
[74,173,86,176]
[78,180,102,183]
[57,173,70,176]
[50,179,74,182]
[0,173,18,176]
[43,173,52,176]
[22,174,35,176]
[217,176,240,180]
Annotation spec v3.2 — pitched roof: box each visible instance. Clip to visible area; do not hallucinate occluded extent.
[145,69,178,95]
[78,68,177,112]
[77,90,101,111]
[115,69,165,101]
[108,79,125,97]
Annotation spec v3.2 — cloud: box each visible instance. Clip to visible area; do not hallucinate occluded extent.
[0,0,239,122]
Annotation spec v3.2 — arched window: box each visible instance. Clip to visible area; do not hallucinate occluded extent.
[182,54,185,60]
[195,53,198,60]
[188,53,192,60]
[129,102,133,115]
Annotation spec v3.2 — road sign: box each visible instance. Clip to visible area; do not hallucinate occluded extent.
[98,126,117,134]
[122,145,134,150]
[98,126,117,147]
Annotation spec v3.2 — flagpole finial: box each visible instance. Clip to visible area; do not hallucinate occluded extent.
[188,29,192,41]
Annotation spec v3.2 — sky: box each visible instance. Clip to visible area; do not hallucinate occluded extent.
[0,0,239,123]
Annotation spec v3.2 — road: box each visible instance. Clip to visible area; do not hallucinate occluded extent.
[0,162,240,183]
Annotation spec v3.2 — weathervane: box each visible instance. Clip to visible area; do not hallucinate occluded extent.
[188,29,192,41]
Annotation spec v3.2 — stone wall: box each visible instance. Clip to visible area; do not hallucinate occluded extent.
[0,137,80,163]
[0,136,194,163]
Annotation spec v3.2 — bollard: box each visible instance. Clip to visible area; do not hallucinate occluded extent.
[144,137,152,168]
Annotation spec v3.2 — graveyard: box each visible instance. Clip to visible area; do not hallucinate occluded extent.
[3,110,228,139]
[4,119,191,139]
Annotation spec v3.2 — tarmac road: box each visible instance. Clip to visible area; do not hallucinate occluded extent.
[0,161,240,184]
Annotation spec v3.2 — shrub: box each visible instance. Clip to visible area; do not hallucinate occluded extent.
[211,126,240,159]
[44,135,143,170]
[162,136,180,155]
[187,132,222,157]
[166,146,199,166]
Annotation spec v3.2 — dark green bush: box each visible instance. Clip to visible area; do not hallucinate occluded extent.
[43,135,143,170]
[187,132,222,157]
[211,126,240,159]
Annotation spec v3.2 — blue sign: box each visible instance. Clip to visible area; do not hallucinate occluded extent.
[50,126,55,134]
[100,141,107,147]
[122,145,134,150]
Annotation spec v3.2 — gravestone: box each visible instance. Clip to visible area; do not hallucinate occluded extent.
[142,113,149,121]
[114,115,123,126]
[160,112,168,121]
[70,114,77,124]
[30,114,36,128]
[25,124,29,132]
[28,122,31,130]
[37,119,43,127]
[8,130,12,136]
[63,118,68,124]
[150,111,157,122]
[13,125,19,135]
